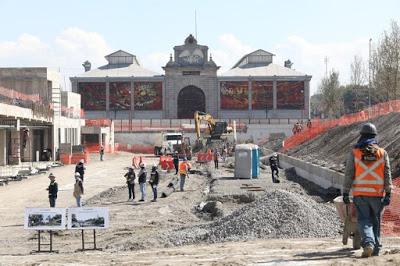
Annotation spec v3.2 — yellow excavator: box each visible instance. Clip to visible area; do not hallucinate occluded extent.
[194,111,233,151]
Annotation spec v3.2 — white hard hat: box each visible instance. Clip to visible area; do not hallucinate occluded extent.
[75,172,81,177]
[140,163,145,168]
[80,159,84,163]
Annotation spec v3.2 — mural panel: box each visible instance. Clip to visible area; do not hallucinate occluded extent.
[78,82,106,111]
[134,82,162,110]
[220,81,248,110]
[277,81,305,109]
[110,82,131,110]
[252,81,273,110]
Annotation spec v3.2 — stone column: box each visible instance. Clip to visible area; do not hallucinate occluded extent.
[217,80,221,118]
[130,80,135,119]
[248,78,252,119]
[273,78,277,110]
[0,130,6,166]
[304,78,311,119]
[106,80,110,118]
[10,119,21,165]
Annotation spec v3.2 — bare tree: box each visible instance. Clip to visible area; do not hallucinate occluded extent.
[319,70,343,118]
[350,55,367,86]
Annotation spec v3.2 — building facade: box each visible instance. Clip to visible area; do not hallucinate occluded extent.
[71,35,311,120]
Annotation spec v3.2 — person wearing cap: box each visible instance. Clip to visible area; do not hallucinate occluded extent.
[124,166,136,201]
[99,145,105,161]
[179,157,191,192]
[46,173,58,207]
[173,151,179,175]
[149,164,160,202]
[343,122,392,258]
[73,173,84,207]
[138,163,147,202]
[213,149,220,169]
[75,159,86,182]
[269,152,280,183]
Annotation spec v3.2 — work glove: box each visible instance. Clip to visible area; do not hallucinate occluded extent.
[382,193,391,206]
[342,193,350,205]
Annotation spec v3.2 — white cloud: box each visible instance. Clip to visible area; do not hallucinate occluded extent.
[142,52,170,74]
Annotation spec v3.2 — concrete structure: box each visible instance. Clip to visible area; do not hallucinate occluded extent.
[0,68,83,166]
[71,35,311,120]
[81,121,114,152]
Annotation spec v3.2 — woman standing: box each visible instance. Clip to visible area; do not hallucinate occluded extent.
[73,172,84,207]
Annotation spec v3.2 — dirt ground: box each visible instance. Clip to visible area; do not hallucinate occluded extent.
[0,152,400,265]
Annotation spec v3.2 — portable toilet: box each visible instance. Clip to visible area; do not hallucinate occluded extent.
[251,144,260,178]
[234,144,253,179]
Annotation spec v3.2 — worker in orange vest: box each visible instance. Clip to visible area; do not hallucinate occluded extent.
[343,122,392,258]
[179,157,191,192]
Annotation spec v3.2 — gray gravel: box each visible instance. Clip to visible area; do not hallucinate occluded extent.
[161,189,341,247]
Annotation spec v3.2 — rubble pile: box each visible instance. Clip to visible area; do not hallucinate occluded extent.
[162,189,341,246]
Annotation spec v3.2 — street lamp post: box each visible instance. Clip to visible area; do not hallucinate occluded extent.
[368,38,372,120]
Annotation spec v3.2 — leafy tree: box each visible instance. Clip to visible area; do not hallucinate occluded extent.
[318,70,343,118]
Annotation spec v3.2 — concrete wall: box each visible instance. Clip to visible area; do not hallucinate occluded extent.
[278,152,344,190]
[0,130,6,166]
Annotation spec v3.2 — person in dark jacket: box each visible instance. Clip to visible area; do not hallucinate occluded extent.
[99,145,105,161]
[138,163,147,202]
[46,173,58,207]
[75,159,86,182]
[269,153,280,183]
[124,166,136,201]
[173,151,179,175]
[149,164,160,202]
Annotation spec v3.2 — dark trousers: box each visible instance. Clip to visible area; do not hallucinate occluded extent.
[271,166,279,183]
[214,160,218,169]
[152,185,157,200]
[127,183,135,199]
[174,163,179,174]
[49,197,56,207]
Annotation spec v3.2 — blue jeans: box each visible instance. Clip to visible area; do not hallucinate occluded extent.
[49,197,56,207]
[152,185,157,200]
[180,174,186,191]
[353,196,383,253]
[76,196,81,207]
[140,183,146,200]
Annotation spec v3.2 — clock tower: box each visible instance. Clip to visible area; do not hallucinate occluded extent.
[163,34,220,118]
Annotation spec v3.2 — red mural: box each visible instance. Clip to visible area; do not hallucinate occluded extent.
[252,81,273,110]
[220,81,249,110]
[277,81,305,109]
[134,82,162,110]
[78,82,106,111]
[110,82,131,110]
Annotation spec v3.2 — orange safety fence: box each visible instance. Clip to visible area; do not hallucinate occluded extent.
[159,155,174,170]
[84,143,114,153]
[60,152,89,165]
[85,119,112,127]
[114,143,154,154]
[283,100,400,151]
[382,177,400,236]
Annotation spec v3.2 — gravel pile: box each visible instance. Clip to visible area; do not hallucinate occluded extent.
[162,189,341,246]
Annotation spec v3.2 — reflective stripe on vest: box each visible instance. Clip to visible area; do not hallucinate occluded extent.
[352,147,385,197]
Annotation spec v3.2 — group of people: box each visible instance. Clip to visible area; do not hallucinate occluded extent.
[124,163,160,202]
[46,159,86,208]
[292,119,312,135]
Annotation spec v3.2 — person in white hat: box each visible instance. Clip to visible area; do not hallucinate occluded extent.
[73,172,84,207]
[75,159,86,182]
[138,163,147,202]
[46,173,58,207]
[149,163,160,202]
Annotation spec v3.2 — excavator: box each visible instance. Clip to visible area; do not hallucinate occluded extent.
[193,111,233,151]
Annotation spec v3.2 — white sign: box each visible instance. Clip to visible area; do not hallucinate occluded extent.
[24,208,66,230]
[67,207,109,230]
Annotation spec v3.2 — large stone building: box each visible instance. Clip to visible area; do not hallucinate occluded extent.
[71,35,311,120]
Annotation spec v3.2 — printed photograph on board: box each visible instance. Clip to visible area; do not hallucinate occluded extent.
[220,81,249,110]
[68,207,109,230]
[134,82,162,110]
[24,208,66,230]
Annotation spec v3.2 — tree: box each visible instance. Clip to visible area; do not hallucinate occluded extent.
[319,70,343,118]
[350,55,367,86]
[372,20,400,101]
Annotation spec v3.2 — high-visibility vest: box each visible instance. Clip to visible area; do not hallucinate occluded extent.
[352,147,385,197]
[179,162,190,175]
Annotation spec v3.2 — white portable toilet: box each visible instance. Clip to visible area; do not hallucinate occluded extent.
[234,144,253,179]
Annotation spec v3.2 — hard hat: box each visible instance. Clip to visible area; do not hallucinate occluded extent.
[272,152,278,157]
[49,173,55,178]
[75,172,81,177]
[153,163,158,168]
[360,122,378,136]
[140,163,145,168]
[80,159,84,163]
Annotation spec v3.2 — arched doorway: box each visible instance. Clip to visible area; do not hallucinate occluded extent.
[177,86,205,119]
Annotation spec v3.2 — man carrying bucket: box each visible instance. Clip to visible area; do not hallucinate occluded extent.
[342,122,392,258]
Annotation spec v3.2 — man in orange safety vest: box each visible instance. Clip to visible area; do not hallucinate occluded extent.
[343,122,392,258]
[179,157,191,192]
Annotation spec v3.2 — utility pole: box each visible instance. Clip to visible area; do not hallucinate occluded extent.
[368,38,372,120]
[195,10,198,40]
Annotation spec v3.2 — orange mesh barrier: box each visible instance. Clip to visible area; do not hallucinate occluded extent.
[84,143,114,153]
[85,119,112,127]
[114,143,154,154]
[382,178,400,236]
[283,100,400,150]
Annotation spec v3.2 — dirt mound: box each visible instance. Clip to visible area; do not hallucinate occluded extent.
[287,112,400,177]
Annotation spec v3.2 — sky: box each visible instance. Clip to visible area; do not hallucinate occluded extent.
[0,0,399,94]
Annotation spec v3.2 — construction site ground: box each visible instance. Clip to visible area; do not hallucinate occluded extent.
[1,152,400,265]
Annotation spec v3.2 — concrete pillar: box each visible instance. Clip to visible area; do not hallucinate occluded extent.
[131,80,135,119]
[217,81,220,118]
[304,79,311,119]
[0,130,6,166]
[273,79,277,110]
[106,80,110,116]
[248,78,252,119]
[10,119,21,165]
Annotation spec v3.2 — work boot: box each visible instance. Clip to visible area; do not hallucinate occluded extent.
[361,244,374,258]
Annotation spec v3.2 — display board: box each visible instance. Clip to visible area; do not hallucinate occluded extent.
[78,82,106,110]
[110,82,131,110]
[220,81,249,110]
[134,82,162,110]
[277,81,305,109]
[252,81,273,110]
[68,207,109,230]
[24,208,66,230]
